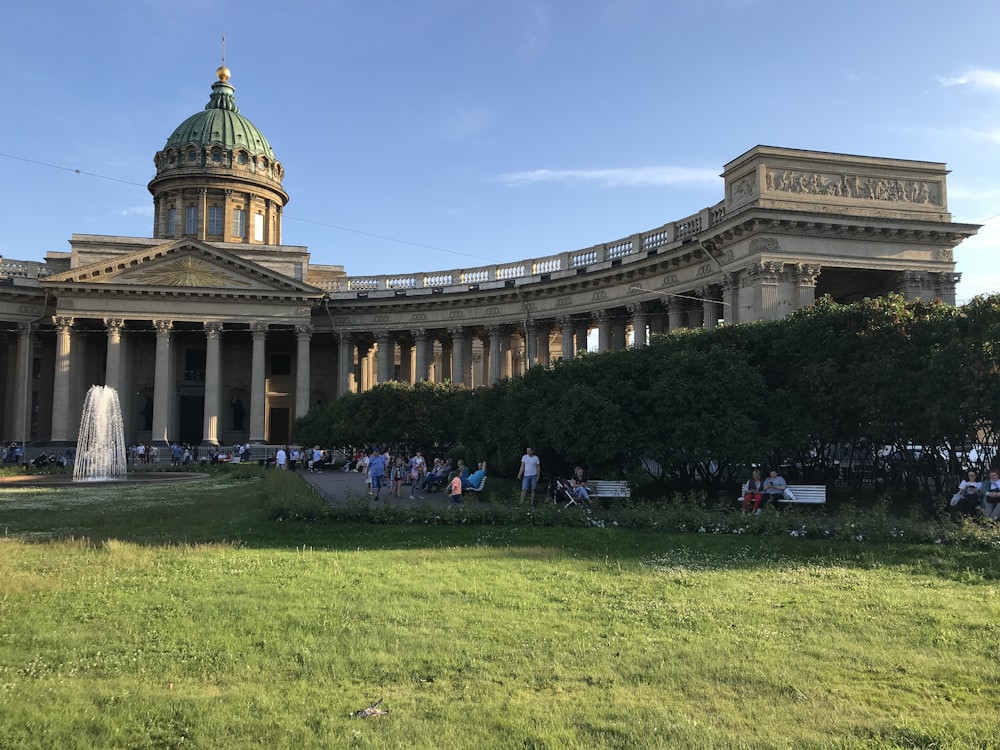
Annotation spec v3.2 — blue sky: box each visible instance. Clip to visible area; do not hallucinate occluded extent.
[1,0,999,303]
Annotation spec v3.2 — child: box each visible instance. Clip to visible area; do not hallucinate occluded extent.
[448,471,463,505]
[391,456,406,498]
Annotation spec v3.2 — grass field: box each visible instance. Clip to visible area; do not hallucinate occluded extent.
[1,469,998,749]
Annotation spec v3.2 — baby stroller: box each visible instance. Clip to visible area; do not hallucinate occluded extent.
[550,478,583,508]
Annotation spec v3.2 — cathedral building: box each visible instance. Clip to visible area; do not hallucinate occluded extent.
[0,67,980,449]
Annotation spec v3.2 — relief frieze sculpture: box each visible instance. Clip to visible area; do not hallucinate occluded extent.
[764,169,942,205]
[131,257,252,287]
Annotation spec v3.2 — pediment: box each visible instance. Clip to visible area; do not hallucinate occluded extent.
[42,239,322,297]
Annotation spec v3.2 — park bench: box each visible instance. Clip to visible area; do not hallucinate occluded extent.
[466,475,487,493]
[588,480,631,501]
[736,484,827,505]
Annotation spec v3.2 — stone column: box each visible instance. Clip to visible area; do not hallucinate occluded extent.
[629,303,648,347]
[721,273,738,325]
[487,324,502,385]
[202,322,222,446]
[700,289,721,331]
[594,310,611,353]
[524,320,538,369]
[688,296,705,329]
[103,318,124,391]
[151,319,172,447]
[398,338,413,384]
[794,264,821,310]
[413,328,430,382]
[575,322,589,355]
[935,272,961,306]
[296,325,312,418]
[249,323,267,443]
[612,318,627,352]
[667,299,685,331]
[750,261,784,320]
[559,316,575,359]
[439,337,453,382]
[537,324,551,367]
[50,316,75,444]
[12,323,32,446]
[198,188,208,241]
[375,329,393,384]
[337,332,353,396]
[449,327,466,386]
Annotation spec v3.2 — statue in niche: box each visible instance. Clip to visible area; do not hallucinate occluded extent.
[230,395,246,430]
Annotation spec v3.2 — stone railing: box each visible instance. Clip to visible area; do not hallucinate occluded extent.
[312,201,726,294]
[0,258,50,279]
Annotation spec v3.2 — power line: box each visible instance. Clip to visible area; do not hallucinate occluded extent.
[0,150,499,264]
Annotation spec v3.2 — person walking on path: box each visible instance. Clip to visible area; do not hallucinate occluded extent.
[518,447,541,504]
[367,449,387,500]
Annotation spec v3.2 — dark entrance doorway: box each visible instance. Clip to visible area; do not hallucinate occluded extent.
[269,407,290,445]
[179,396,204,445]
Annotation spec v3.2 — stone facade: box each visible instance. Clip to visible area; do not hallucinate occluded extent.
[0,87,980,449]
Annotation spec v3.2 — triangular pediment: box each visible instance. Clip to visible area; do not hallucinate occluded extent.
[42,239,323,297]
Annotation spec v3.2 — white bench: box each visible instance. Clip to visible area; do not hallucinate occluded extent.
[588,480,631,501]
[737,484,827,505]
[466,476,487,493]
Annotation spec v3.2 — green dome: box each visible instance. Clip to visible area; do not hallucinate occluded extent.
[162,77,276,159]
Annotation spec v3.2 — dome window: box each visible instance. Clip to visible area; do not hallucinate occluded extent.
[211,149,222,163]
[237,152,248,165]
[187,150,197,162]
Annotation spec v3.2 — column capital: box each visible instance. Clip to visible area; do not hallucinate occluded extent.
[153,319,173,335]
[558,315,575,328]
[204,321,224,337]
[17,321,34,335]
[251,322,268,337]
[296,324,314,339]
[486,323,504,337]
[524,319,537,332]
[627,301,646,316]
[593,309,610,323]
[103,318,124,332]
[375,328,392,342]
[794,263,821,287]
[52,315,74,330]
[411,327,428,341]
[448,325,466,339]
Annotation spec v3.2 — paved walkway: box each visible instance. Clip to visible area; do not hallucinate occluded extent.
[297,468,456,508]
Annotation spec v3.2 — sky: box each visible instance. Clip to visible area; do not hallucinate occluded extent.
[1,0,999,303]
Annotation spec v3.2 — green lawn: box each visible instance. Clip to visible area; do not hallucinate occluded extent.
[1,470,998,749]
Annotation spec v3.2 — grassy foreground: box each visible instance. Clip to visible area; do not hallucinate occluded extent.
[1,469,998,749]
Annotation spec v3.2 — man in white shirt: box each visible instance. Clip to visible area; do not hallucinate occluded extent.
[518,447,541,504]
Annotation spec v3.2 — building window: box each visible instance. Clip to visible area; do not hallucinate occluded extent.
[254,213,264,242]
[232,208,246,238]
[237,151,248,165]
[185,206,198,234]
[208,206,223,235]
[167,208,176,237]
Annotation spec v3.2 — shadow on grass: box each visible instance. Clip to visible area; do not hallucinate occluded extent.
[1,468,997,581]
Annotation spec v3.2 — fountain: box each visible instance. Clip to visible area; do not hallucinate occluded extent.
[73,385,127,482]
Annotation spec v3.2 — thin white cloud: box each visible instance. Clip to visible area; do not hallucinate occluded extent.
[112,205,154,218]
[519,4,549,62]
[937,68,1000,91]
[496,165,720,188]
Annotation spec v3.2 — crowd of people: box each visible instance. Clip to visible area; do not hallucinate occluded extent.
[337,447,488,504]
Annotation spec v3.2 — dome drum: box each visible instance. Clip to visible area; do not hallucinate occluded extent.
[148,69,286,245]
